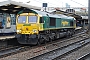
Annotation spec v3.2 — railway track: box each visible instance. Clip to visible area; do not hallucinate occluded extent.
[53,43,90,60]
[77,53,90,60]
[29,37,90,60]
[0,46,22,58]
[0,30,89,60]
[0,38,23,58]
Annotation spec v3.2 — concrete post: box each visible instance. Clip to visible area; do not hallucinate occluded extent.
[87,0,90,35]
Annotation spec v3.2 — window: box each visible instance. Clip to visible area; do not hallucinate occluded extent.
[28,16,37,23]
[66,9,75,13]
[10,14,16,25]
[40,17,44,23]
[18,16,26,23]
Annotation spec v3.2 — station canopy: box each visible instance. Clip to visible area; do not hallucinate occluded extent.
[0,0,41,14]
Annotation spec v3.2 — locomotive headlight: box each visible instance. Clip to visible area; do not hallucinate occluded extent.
[33,29,37,33]
[17,30,21,32]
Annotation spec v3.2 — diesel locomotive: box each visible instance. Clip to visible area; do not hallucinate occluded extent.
[16,9,76,45]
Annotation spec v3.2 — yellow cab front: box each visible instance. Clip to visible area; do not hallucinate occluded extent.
[16,13,39,34]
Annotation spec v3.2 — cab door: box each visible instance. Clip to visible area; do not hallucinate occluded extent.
[43,16,50,29]
[39,17,44,31]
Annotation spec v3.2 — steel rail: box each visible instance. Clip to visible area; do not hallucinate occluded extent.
[0,46,23,58]
[0,29,88,59]
[29,38,90,60]
[77,52,90,60]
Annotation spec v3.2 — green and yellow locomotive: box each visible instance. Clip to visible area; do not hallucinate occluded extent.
[16,9,76,45]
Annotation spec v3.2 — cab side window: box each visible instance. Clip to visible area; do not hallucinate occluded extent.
[40,17,44,23]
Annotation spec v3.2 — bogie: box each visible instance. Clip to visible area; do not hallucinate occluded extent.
[16,29,74,45]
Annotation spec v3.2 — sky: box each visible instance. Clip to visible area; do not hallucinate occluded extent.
[0,0,88,7]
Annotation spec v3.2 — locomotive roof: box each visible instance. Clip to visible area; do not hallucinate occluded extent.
[31,9,74,19]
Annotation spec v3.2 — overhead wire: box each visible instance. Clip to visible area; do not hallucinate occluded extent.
[70,0,86,7]
[23,0,87,8]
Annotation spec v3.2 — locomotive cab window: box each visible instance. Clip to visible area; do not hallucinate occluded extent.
[18,16,26,23]
[28,16,37,23]
[40,17,44,23]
